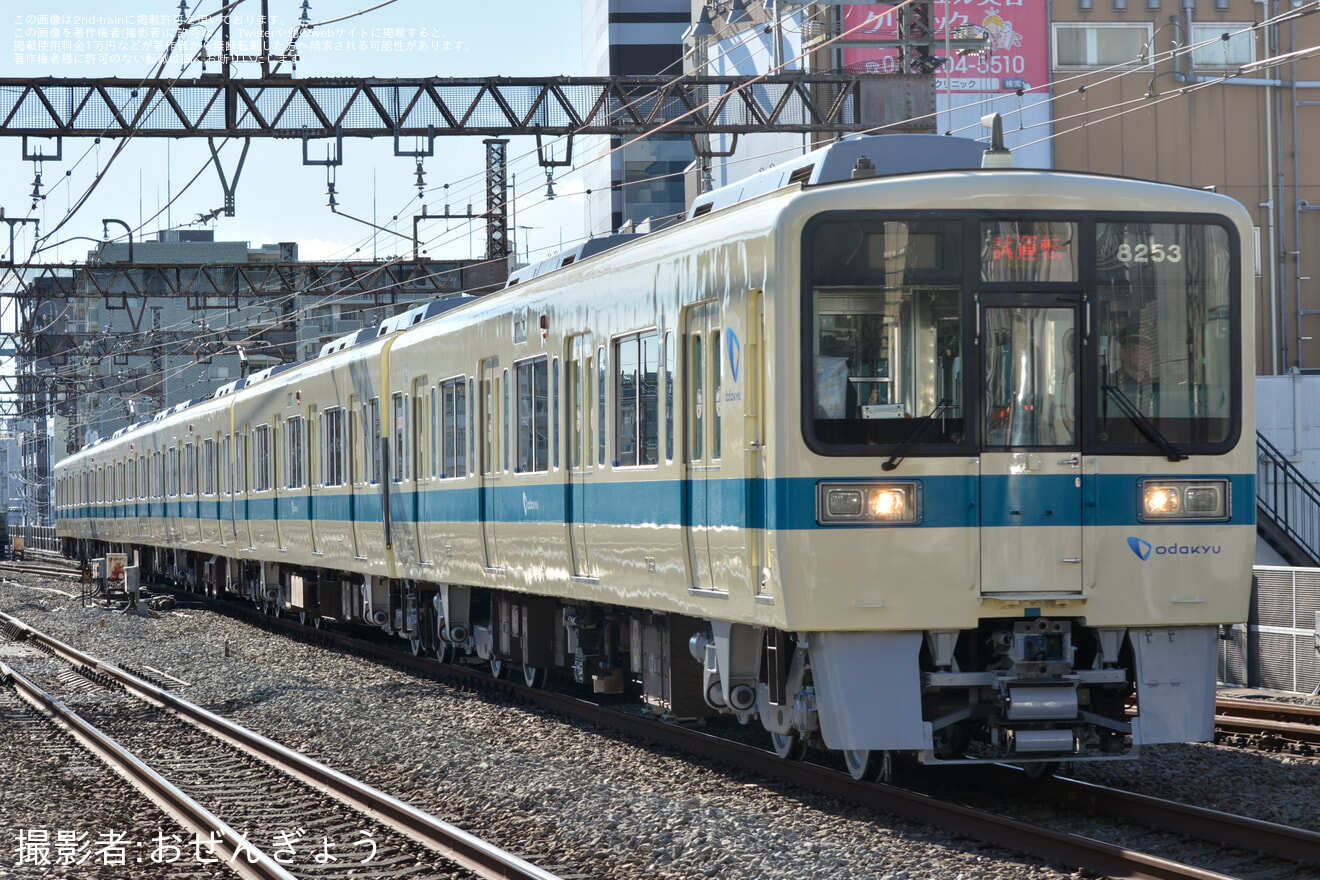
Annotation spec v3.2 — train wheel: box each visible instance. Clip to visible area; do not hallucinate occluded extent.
[435,641,452,664]
[489,658,505,679]
[771,732,807,761]
[843,749,882,781]
[311,616,323,630]
[522,665,546,688]
[1022,761,1060,781]
[409,636,423,656]
[298,611,308,626]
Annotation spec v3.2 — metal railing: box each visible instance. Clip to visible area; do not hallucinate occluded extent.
[4,525,60,555]
[1257,431,1320,566]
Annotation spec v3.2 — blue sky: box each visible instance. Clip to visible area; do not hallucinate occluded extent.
[2,0,588,266]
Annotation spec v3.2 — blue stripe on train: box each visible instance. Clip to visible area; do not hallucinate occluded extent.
[61,473,1256,529]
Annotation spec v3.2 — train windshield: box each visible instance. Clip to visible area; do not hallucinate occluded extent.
[807,218,965,450]
[1094,222,1234,447]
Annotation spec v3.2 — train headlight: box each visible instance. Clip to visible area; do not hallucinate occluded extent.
[817,482,919,525]
[1139,479,1230,522]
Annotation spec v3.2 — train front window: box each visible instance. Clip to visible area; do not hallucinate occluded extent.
[1094,222,1235,448]
[806,218,964,452]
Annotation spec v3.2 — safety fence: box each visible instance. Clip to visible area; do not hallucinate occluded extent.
[1220,566,1320,695]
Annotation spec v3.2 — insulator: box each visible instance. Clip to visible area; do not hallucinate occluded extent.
[299,0,312,25]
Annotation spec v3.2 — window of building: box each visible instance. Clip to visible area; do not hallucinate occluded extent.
[1191,23,1254,68]
[516,357,549,473]
[1053,23,1152,67]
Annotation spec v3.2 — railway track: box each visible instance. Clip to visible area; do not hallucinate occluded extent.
[0,610,563,880]
[1215,697,1320,752]
[186,594,1320,880]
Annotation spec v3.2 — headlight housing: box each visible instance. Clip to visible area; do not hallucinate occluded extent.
[1138,479,1230,522]
[817,482,920,525]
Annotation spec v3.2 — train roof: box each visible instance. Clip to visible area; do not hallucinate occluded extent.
[317,294,480,358]
[687,134,987,220]
[504,234,643,289]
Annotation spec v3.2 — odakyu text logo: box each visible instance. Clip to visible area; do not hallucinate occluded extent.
[727,329,741,383]
[1127,536,1221,561]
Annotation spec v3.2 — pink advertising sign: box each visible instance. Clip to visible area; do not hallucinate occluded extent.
[842,2,1049,94]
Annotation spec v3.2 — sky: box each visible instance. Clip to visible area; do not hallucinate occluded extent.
[1,0,589,268]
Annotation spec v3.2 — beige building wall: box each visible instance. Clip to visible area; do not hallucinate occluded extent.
[1048,0,1320,375]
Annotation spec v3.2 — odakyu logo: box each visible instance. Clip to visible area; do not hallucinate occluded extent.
[1127,537,1221,561]
[727,330,741,383]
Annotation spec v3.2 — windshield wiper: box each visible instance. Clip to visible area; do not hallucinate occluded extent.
[1101,384,1187,462]
[882,399,954,472]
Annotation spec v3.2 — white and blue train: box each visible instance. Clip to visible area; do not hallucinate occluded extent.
[55,133,1255,777]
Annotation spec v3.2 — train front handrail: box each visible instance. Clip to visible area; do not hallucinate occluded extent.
[1256,430,1320,566]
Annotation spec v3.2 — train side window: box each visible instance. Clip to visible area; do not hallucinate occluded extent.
[325,408,345,487]
[307,407,317,486]
[482,375,495,476]
[614,332,660,467]
[515,357,549,474]
[287,416,305,489]
[441,378,467,478]
[467,378,475,477]
[167,448,178,497]
[221,435,231,495]
[254,426,271,492]
[412,385,424,484]
[664,331,675,463]
[711,330,722,461]
[202,439,215,495]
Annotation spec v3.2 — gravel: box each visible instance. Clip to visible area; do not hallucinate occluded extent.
[4,573,1319,880]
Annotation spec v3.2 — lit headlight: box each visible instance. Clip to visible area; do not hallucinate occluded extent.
[1139,480,1230,521]
[818,482,919,525]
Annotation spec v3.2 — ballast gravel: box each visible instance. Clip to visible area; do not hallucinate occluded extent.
[4,574,1319,880]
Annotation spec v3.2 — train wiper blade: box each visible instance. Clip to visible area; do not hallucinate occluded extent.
[882,399,953,472]
[1101,384,1187,463]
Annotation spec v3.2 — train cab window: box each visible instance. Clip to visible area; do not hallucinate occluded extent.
[614,333,659,467]
[805,217,965,453]
[1094,221,1236,449]
[516,357,549,474]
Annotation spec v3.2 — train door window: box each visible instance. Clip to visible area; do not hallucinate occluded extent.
[202,440,214,495]
[482,372,495,476]
[430,386,439,478]
[155,451,164,498]
[711,330,722,461]
[325,408,345,486]
[552,357,560,469]
[691,334,704,460]
[116,462,124,501]
[167,448,178,497]
[184,444,196,496]
[515,357,549,474]
[570,356,586,469]
[664,331,675,463]
[368,398,381,485]
[503,369,511,472]
[392,393,406,483]
[221,435,231,495]
[287,417,305,489]
[468,378,475,476]
[254,426,271,492]
[412,383,425,484]
[139,456,147,499]
[597,348,607,466]
[237,431,249,493]
[348,407,360,486]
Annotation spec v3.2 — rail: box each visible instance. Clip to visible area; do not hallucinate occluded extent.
[1256,431,1320,566]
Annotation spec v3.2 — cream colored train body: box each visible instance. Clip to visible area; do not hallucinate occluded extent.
[56,135,1256,771]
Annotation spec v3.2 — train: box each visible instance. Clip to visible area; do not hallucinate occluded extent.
[55,130,1255,779]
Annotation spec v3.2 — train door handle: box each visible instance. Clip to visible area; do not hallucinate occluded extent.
[1060,557,1082,564]
[1057,455,1080,467]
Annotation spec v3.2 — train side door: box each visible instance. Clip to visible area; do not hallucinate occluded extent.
[566,335,594,579]
[479,358,501,571]
[979,302,1084,595]
[684,304,718,592]
[347,399,363,559]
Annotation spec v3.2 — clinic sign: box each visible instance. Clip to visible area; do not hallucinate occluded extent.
[842,2,1048,94]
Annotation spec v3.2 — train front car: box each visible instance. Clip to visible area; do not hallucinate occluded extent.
[744,154,1255,773]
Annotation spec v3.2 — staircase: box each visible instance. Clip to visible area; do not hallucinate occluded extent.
[1256,431,1320,567]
